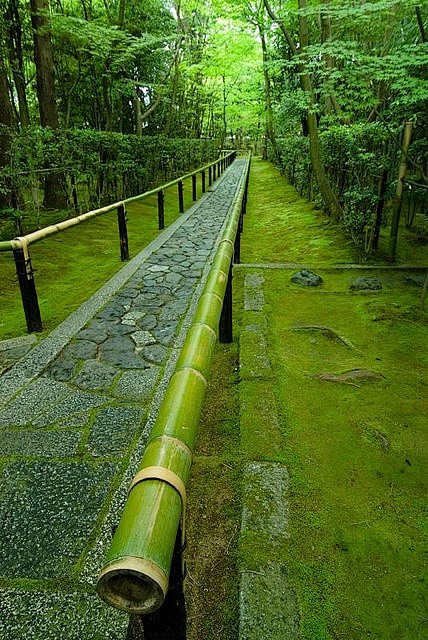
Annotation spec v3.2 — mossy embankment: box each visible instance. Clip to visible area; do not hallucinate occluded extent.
[189,157,427,639]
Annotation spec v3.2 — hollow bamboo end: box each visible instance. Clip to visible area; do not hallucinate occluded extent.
[97,556,168,614]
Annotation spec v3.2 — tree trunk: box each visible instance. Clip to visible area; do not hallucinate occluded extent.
[298,0,342,219]
[6,0,30,128]
[262,0,342,219]
[31,0,66,209]
[259,25,280,163]
[389,121,413,261]
[0,61,16,209]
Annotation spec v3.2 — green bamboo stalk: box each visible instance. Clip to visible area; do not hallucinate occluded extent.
[97,155,249,614]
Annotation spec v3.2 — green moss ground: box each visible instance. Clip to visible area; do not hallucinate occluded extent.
[233,158,427,639]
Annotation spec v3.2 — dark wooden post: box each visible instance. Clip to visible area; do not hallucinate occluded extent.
[117,203,129,261]
[127,526,186,640]
[208,166,212,187]
[219,265,233,343]
[191,174,197,202]
[234,229,241,265]
[373,168,389,250]
[178,181,184,214]
[13,246,42,333]
[201,170,206,193]
[158,190,165,229]
[213,164,217,182]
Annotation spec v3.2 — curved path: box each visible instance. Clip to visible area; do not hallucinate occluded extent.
[0,159,248,640]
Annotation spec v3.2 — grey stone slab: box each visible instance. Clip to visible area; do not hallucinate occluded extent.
[113,367,160,401]
[0,429,81,457]
[239,563,300,640]
[87,406,144,456]
[151,323,178,346]
[121,311,146,326]
[239,328,272,380]
[0,335,37,354]
[98,337,147,369]
[62,339,98,361]
[131,330,156,348]
[0,460,118,578]
[245,273,265,288]
[0,378,72,427]
[32,391,108,427]
[77,325,109,344]
[242,462,290,538]
[45,357,79,382]
[0,590,128,640]
[137,314,158,330]
[72,360,118,391]
[245,287,265,311]
[142,344,168,364]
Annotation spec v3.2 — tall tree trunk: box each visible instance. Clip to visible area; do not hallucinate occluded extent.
[6,0,30,128]
[31,0,66,209]
[259,25,279,162]
[263,0,342,219]
[0,61,16,209]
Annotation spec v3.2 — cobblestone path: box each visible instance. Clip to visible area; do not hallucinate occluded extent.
[0,159,248,640]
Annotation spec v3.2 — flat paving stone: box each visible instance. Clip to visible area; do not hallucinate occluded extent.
[87,406,144,456]
[72,360,118,391]
[0,378,72,427]
[113,367,160,401]
[0,460,118,578]
[0,590,128,640]
[0,429,82,457]
[32,391,109,427]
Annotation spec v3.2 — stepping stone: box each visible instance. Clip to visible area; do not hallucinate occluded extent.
[291,270,323,286]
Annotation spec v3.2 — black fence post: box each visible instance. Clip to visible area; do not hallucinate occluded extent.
[219,265,233,343]
[117,203,129,261]
[208,166,212,187]
[178,181,184,214]
[201,170,206,194]
[191,174,197,202]
[158,190,165,229]
[127,526,186,640]
[13,246,42,333]
[234,229,241,265]
[213,164,217,182]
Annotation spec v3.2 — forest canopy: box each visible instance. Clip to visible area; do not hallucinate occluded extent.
[0,0,427,245]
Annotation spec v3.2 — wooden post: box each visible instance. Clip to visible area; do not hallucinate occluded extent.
[117,203,129,261]
[234,228,241,265]
[213,164,217,182]
[127,526,186,640]
[201,170,206,193]
[178,181,184,213]
[13,247,43,333]
[389,121,413,261]
[373,168,389,250]
[191,174,197,202]
[219,265,233,343]
[208,166,212,187]
[158,190,165,229]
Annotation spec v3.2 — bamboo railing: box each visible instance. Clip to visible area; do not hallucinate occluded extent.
[0,151,237,333]
[96,156,250,621]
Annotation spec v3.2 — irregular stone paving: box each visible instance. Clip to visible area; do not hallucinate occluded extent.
[0,159,248,640]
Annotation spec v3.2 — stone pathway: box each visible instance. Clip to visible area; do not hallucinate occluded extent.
[0,159,248,640]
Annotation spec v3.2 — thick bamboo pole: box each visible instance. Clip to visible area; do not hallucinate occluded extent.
[97,156,249,615]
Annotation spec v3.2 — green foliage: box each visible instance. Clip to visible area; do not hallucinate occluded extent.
[271,123,402,244]
[0,127,218,218]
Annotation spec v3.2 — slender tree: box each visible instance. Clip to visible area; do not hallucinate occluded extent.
[30,0,66,208]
